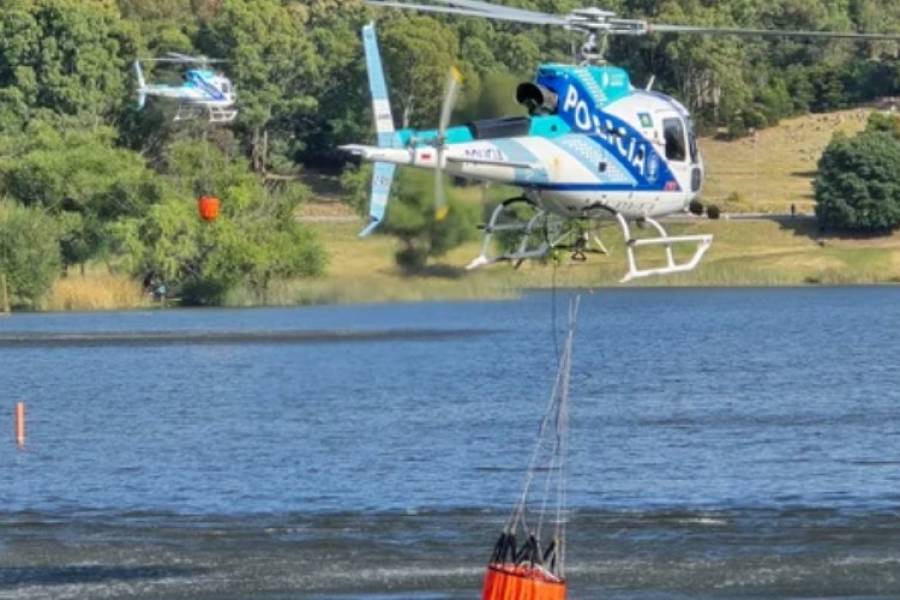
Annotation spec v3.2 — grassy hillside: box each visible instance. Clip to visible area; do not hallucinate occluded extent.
[699,109,870,214]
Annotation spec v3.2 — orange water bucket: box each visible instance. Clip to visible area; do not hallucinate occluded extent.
[482,564,566,600]
[197,196,220,221]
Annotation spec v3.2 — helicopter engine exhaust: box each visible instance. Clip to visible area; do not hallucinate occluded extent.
[516,82,558,115]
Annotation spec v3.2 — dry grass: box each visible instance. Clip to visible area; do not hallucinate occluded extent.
[43,272,148,312]
[296,200,358,220]
[700,109,871,214]
[228,220,521,306]
[280,217,900,304]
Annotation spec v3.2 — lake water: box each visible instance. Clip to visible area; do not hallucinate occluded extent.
[2,288,900,599]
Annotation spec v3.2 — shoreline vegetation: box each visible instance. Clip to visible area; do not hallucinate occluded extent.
[32,109,900,312]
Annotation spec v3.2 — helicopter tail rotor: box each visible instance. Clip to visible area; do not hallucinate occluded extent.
[133,61,147,109]
[434,66,463,221]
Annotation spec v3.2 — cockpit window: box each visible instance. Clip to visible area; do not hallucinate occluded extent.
[663,117,687,162]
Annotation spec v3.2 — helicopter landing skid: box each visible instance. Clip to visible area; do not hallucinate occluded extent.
[616,214,713,283]
[467,198,550,270]
[207,107,238,124]
[466,198,605,270]
[173,104,237,124]
[174,103,202,122]
[466,199,712,282]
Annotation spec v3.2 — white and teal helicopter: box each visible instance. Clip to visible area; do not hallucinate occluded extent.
[134,53,237,124]
[342,0,900,282]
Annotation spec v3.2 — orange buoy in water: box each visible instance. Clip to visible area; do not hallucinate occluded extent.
[197,196,220,222]
[14,402,25,449]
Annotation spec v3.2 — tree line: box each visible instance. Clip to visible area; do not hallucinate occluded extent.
[1,0,899,307]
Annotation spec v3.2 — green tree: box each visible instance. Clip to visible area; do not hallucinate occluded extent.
[294,0,372,163]
[654,1,754,128]
[493,32,541,76]
[0,201,61,309]
[0,0,135,122]
[342,166,478,271]
[113,139,325,304]
[200,0,320,172]
[865,111,900,138]
[815,127,900,232]
[379,15,459,128]
[0,118,163,270]
[339,162,373,218]
[461,70,526,121]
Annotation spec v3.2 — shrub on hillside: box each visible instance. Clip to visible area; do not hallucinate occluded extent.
[0,119,163,271]
[865,112,900,139]
[0,202,61,309]
[110,141,325,305]
[381,171,479,273]
[815,126,900,233]
[341,167,479,273]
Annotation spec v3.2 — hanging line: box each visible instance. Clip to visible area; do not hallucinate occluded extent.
[202,126,212,194]
[551,258,560,364]
[504,293,580,578]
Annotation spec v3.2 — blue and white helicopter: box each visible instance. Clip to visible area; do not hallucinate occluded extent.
[134,53,237,124]
[343,0,900,281]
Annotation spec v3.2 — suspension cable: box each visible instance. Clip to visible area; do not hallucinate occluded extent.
[505,294,580,579]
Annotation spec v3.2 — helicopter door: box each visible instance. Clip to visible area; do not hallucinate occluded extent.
[661,115,693,192]
[662,117,687,162]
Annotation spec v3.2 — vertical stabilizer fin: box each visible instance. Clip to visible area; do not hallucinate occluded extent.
[360,162,396,237]
[360,22,398,237]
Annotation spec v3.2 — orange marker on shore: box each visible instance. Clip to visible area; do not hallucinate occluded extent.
[14,402,25,448]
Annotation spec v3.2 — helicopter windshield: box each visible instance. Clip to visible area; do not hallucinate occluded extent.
[663,117,687,162]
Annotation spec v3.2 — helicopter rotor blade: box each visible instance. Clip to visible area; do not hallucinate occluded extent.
[434,157,448,222]
[365,1,565,26]
[434,65,463,222]
[424,0,557,21]
[161,51,230,64]
[367,0,900,41]
[439,66,462,133]
[648,23,900,41]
